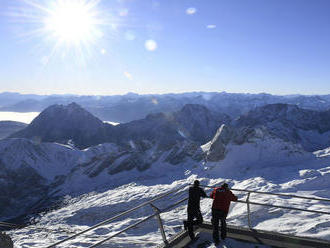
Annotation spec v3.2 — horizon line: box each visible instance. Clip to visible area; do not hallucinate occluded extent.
[1,90,330,97]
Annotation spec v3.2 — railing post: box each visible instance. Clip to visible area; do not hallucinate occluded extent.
[246,192,252,229]
[150,203,169,246]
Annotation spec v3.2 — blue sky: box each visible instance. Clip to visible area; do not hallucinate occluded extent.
[0,0,329,95]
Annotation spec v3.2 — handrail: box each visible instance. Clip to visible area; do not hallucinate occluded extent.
[84,188,330,247]
[200,184,330,229]
[46,184,189,248]
[236,200,330,215]
[199,184,330,203]
[232,188,330,203]
[0,221,22,228]
[47,183,330,248]
[88,196,190,248]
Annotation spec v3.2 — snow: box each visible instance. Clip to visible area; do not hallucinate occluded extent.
[8,150,330,247]
[0,139,80,180]
[178,130,187,138]
[3,135,330,247]
[315,147,330,158]
[103,121,119,126]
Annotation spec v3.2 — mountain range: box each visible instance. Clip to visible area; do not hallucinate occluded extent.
[9,102,330,152]
[1,91,330,123]
[1,101,330,237]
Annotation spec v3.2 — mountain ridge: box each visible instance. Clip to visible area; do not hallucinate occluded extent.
[1,91,330,123]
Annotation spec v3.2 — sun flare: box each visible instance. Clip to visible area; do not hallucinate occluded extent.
[45,0,101,45]
[9,0,112,63]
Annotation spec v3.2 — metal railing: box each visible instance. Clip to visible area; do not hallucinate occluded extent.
[45,183,330,247]
[46,184,190,248]
[0,221,22,229]
[200,184,330,229]
[88,196,189,248]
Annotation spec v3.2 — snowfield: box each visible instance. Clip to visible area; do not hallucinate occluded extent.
[8,146,330,248]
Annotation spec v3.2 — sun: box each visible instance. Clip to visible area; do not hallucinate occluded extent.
[44,0,101,45]
[9,0,121,63]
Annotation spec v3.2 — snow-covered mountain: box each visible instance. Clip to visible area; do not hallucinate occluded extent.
[113,104,230,147]
[2,101,330,247]
[9,103,114,149]
[5,135,330,247]
[0,121,27,139]
[1,116,327,222]
[234,103,330,151]
[12,101,328,153]
[10,103,230,149]
[0,138,80,219]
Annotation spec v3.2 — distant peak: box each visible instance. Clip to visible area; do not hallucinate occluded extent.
[45,102,83,112]
[180,104,208,112]
[67,102,82,109]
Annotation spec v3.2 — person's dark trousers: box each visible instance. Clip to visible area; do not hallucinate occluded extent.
[211,208,228,242]
[186,208,203,239]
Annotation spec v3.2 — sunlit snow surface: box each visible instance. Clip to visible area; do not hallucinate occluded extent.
[10,172,330,247]
[7,139,330,247]
[103,121,120,126]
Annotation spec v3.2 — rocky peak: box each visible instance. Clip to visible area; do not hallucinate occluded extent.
[234,103,330,151]
[202,124,234,162]
[174,104,231,144]
[9,103,108,149]
[179,104,210,115]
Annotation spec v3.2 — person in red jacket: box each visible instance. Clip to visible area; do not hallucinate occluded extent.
[210,183,237,243]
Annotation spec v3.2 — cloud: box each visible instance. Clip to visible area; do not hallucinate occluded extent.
[145,39,157,51]
[207,24,216,29]
[186,7,197,15]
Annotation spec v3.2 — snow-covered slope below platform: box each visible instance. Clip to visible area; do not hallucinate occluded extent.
[0,137,202,220]
[3,127,330,247]
[9,151,330,247]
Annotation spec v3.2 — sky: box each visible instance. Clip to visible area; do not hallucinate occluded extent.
[0,0,329,96]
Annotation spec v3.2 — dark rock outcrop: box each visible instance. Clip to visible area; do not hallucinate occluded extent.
[202,125,233,162]
[9,103,114,149]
